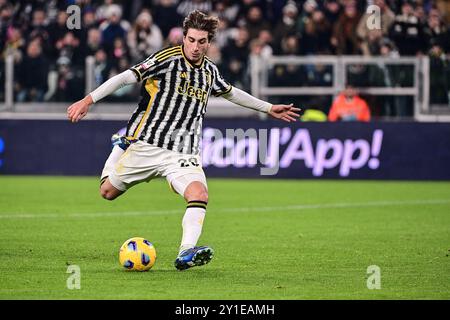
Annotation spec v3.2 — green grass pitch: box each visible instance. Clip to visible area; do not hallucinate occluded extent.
[0,176,449,299]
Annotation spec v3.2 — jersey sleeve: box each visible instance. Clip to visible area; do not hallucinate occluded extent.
[210,65,232,97]
[129,46,180,82]
[129,56,160,82]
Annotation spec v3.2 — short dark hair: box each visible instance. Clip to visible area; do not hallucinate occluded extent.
[182,10,219,41]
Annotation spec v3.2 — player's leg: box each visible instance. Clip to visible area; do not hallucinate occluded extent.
[99,130,136,201]
[100,132,135,184]
[99,178,124,200]
[100,140,156,201]
[180,180,209,252]
[168,173,214,270]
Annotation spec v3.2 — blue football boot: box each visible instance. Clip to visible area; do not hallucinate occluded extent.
[174,246,214,271]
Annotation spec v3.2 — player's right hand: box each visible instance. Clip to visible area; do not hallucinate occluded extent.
[67,95,93,123]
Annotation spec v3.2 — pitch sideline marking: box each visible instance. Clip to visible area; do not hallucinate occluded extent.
[0,199,449,219]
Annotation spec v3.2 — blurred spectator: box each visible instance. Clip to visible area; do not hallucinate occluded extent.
[436,0,450,24]
[15,40,49,102]
[153,0,182,38]
[378,39,414,117]
[76,8,100,48]
[84,28,103,57]
[212,0,239,26]
[93,48,111,88]
[222,27,250,89]
[428,45,449,105]
[166,27,184,47]
[357,0,395,44]
[96,0,115,24]
[274,1,299,42]
[206,42,222,65]
[322,0,341,26]
[214,17,235,49]
[99,4,130,55]
[47,10,69,60]
[243,5,270,40]
[297,0,319,36]
[55,32,83,68]
[111,37,130,66]
[0,2,13,36]
[389,1,426,56]
[27,8,52,55]
[83,8,98,30]
[328,86,371,122]
[268,34,305,106]
[127,11,163,63]
[2,26,25,63]
[424,8,450,105]
[332,2,363,55]
[360,29,384,56]
[300,8,333,55]
[424,9,450,53]
[256,29,274,59]
[177,0,213,18]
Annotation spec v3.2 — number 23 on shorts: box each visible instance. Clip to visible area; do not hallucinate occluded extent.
[178,157,200,168]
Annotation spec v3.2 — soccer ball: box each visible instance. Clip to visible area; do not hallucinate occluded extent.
[119,237,157,271]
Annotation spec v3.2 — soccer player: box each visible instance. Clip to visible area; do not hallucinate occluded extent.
[67,10,300,270]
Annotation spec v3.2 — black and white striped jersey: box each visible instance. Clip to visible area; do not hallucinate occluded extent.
[126,45,232,155]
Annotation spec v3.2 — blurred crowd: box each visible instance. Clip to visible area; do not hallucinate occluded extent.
[0,0,449,118]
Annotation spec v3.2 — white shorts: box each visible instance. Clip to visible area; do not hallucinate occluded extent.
[107,141,207,195]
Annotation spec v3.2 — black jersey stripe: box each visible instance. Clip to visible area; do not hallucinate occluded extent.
[187,76,206,154]
[181,68,207,152]
[147,59,181,146]
[167,59,202,153]
[165,59,200,152]
[155,59,191,150]
[132,78,159,139]
[141,61,175,142]
[127,81,151,136]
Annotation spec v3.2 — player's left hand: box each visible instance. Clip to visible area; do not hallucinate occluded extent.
[268,104,301,122]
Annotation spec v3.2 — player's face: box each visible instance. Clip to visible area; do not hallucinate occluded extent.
[183,28,210,65]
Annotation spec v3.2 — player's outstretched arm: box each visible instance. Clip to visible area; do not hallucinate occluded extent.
[221,87,301,122]
[67,69,138,123]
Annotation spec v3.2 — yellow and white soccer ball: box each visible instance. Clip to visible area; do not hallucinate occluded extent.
[119,237,157,271]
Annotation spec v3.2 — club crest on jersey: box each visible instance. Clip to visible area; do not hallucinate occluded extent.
[177,80,207,103]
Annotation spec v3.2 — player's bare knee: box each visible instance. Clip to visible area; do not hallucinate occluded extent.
[100,188,112,201]
[100,186,119,201]
[184,182,208,203]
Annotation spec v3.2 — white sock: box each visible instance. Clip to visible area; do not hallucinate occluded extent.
[179,205,206,254]
[101,145,125,180]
